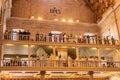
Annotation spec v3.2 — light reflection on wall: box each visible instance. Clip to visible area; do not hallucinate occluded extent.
[110,74,120,80]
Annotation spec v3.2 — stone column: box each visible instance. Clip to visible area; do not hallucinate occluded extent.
[97,48,101,67]
[53,46,56,67]
[0,0,9,63]
[76,47,79,67]
[0,44,2,59]
[88,71,94,80]
[0,44,4,67]
[76,47,79,60]
[40,71,46,80]
[53,46,56,58]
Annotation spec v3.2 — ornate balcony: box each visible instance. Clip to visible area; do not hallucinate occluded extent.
[1,59,120,71]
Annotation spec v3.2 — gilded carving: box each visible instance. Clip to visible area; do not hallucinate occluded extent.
[85,0,115,22]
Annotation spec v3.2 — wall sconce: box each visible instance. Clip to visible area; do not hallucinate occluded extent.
[54,18,58,21]
[30,16,35,19]
[61,19,66,22]
[37,17,43,20]
[68,19,73,23]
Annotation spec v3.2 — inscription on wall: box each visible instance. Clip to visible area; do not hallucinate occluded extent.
[50,7,61,16]
[11,0,95,23]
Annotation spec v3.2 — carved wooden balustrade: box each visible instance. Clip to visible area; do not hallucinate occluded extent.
[1,59,120,71]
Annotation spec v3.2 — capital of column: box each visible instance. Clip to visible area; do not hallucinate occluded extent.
[97,47,100,50]
[75,46,79,49]
[52,46,57,49]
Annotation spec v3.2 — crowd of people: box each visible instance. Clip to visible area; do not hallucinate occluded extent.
[4,30,118,45]
[2,55,116,68]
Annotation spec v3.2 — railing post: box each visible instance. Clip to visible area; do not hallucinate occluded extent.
[0,44,4,67]
[28,44,31,66]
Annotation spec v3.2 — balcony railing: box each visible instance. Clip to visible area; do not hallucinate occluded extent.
[1,59,120,69]
[3,30,119,46]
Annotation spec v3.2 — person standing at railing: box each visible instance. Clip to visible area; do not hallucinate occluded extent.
[29,57,33,66]
[74,59,77,67]
[35,57,39,66]
[59,55,63,67]
[46,55,51,67]
[61,56,67,67]
[107,59,114,67]
[10,59,14,66]
[40,54,46,67]
[55,55,59,67]
[88,56,93,67]
[5,59,10,66]
[91,56,95,67]
[111,36,115,45]
[50,53,55,67]
[23,60,27,66]
[109,60,114,67]
[31,57,36,66]
[107,60,111,67]
[94,57,99,67]
[4,30,8,40]
[78,57,82,67]
[84,57,89,67]
[106,36,110,45]
[101,57,107,67]
[67,55,72,67]
[58,55,62,67]
[80,57,86,67]
[14,56,20,66]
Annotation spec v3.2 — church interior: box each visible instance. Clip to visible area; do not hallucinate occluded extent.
[0,0,120,80]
